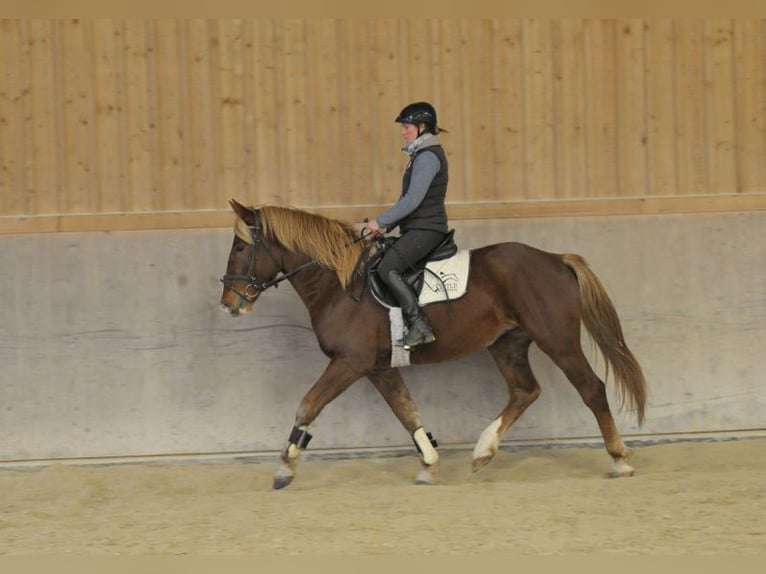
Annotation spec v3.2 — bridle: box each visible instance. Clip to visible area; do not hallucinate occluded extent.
[220,209,318,306]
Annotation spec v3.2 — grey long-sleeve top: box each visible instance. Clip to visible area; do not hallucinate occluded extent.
[376,145,441,229]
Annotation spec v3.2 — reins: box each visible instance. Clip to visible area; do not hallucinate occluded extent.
[348,235,389,302]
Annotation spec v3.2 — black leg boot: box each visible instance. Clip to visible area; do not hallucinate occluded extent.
[385,270,436,348]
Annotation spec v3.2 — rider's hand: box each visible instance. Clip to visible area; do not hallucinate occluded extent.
[364,219,385,238]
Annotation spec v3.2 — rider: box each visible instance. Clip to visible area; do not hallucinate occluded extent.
[364,101,449,349]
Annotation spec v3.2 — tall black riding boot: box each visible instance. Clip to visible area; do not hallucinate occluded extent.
[385,270,435,348]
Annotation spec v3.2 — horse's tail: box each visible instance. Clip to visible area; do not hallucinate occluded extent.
[561,253,647,426]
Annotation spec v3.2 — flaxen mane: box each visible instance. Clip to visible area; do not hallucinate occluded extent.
[234,205,365,287]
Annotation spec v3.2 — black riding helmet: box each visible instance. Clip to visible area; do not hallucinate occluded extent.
[395,101,439,135]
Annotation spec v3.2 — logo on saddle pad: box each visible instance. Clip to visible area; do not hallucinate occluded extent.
[418,250,470,306]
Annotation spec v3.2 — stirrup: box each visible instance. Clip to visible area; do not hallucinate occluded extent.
[403,323,436,349]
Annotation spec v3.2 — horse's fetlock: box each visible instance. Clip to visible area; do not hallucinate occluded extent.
[280,425,313,461]
[288,425,313,449]
[415,460,439,485]
[412,427,439,466]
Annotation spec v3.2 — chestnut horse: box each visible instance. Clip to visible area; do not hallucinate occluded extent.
[219,200,647,489]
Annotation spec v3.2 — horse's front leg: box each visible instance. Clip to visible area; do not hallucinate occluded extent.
[274,359,363,490]
[367,369,440,485]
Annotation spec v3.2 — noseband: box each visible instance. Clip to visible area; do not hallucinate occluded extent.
[220,209,317,306]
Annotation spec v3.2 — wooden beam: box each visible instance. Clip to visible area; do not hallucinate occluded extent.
[2,193,765,236]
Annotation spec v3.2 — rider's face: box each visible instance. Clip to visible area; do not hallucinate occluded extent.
[400,122,420,144]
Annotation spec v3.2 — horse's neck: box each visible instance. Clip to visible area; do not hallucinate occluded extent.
[284,252,343,314]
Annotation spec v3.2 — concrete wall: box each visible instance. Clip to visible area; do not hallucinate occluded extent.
[1,212,764,461]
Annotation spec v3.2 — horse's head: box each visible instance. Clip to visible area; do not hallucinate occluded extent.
[219,199,283,316]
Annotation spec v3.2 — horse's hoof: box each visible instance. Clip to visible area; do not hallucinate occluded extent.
[608,459,635,478]
[415,469,437,485]
[471,455,493,473]
[273,475,294,490]
[608,469,635,478]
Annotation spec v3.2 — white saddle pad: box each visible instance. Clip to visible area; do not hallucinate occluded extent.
[418,249,471,306]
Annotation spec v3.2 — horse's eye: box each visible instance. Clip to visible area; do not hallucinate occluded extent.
[235,243,246,253]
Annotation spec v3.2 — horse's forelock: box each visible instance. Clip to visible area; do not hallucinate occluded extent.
[233,215,255,245]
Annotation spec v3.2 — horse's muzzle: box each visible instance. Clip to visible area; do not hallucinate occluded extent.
[219,300,251,316]
[219,301,238,316]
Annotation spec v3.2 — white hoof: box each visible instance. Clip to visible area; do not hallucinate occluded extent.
[610,458,635,478]
[415,468,438,485]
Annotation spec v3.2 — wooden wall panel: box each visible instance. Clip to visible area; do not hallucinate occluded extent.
[674,20,709,195]
[616,19,648,197]
[645,20,677,196]
[280,20,309,207]
[438,19,469,203]
[216,19,248,207]
[185,19,219,211]
[370,19,407,204]
[522,19,556,200]
[490,20,525,201]
[0,20,27,215]
[306,20,340,205]
[342,20,375,207]
[92,19,126,213]
[401,20,432,101]
[153,20,185,211]
[734,20,766,193]
[554,20,587,200]
[463,20,498,201]
[27,20,59,215]
[122,20,155,212]
[705,19,738,194]
[248,20,281,206]
[58,20,97,214]
[584,20,619,199]
[1,18,765,234]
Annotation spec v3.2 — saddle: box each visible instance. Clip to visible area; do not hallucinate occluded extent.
[364,230,459,308]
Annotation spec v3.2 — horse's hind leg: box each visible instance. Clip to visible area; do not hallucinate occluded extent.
[545,347,633,477]
[473,329,541,472]
[367,369,439,485]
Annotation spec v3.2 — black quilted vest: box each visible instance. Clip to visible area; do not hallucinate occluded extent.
[398,145,449,233]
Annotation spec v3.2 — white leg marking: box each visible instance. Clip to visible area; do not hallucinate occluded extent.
[413,427,439,465]
[473,417,502,460]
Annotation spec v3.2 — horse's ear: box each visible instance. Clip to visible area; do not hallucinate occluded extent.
[229,199,255,225]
